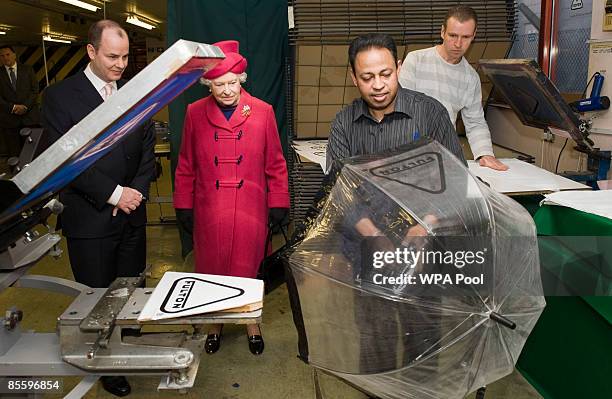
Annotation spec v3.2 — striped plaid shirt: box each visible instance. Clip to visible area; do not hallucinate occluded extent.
[326,87,466,173]
[399,46,494,159]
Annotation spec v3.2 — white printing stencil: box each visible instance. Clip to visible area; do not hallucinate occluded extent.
[138,272,264,321]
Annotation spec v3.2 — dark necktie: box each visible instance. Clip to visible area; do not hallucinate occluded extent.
[8,67,17,90]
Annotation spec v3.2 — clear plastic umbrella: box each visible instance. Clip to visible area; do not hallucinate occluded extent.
[284,139,546,399]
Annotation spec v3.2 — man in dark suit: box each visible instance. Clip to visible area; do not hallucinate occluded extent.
[0,44,40,158]
[41,20,155,397]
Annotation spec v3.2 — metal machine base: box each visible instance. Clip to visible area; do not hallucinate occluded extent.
[1,276,261,397]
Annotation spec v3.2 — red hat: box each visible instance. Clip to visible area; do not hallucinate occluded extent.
[203,40,247,80]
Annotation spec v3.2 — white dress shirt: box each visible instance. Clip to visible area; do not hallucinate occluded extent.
[83,63,123,206]
[4,62,17,79]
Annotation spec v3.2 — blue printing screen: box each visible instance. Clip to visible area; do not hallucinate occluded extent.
[3,69,203,218]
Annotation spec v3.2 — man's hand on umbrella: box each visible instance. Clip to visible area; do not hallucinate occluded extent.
[401,215,438,273]
[402,214,437,242]
[355,218,396,258]
[478,155,508,171]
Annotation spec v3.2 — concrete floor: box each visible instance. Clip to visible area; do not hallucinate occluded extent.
[0,149,543,399]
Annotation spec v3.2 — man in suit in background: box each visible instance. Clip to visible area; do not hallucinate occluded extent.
[41,19,155,397]
[0,44,40,159]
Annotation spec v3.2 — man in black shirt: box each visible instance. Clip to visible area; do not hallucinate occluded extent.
[325,34,453,381]
[327,33,465,174]
[327,33,465,240]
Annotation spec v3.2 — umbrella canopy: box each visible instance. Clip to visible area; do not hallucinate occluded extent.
[284,139,545,399]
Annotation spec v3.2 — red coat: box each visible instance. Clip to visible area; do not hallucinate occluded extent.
[174,89,289,277]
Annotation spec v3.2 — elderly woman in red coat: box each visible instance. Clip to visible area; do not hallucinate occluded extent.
[173,40,289,355]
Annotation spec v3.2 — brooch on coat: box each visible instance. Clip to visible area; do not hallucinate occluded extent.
[241,105,251,117]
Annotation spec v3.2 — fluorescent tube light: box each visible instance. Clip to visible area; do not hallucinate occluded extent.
[126,15,155,30]
[59,0,99,12]
[43,35,72,43]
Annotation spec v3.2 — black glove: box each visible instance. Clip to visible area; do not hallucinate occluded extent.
[175,208,194,235]
[268,207,288,227]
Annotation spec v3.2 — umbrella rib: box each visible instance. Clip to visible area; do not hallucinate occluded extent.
[465,323,490,393]
[393,314,489,372]
[495,250,537,311]
[496,321,518,366]
[467,169,499,307]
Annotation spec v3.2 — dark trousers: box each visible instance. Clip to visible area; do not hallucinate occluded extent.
[66,224,146,288]
[1,127,23,158]
[355,293,441,374]
[356,246,441,374]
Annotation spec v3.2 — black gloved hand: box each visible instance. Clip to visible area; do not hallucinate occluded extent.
[175,208,194,235]
[268,207,288,227]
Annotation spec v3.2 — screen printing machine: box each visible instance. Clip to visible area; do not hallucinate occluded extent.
[0,40,261,397]
[479,59,610,188]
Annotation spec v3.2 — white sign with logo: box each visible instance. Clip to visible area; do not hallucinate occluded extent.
[570,0,583,11]
[138,272,264,321]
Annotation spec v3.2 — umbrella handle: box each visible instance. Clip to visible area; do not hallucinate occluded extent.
[490,312,517,330]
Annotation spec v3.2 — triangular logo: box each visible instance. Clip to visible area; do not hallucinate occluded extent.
[571,0,583,10]
[369,152,445,193]
[160,277,245,314]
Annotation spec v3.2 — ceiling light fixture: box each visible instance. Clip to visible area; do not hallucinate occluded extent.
[0,31,6,35]
[43,35,72,43]
[58,0,99,12]
[126,15,156,30]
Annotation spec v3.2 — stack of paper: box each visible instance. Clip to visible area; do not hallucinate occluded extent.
[543,190,612,220]
[467,158,588,194]
[291,139,327,172]
[290,140,327,223]
[138,272,264,321]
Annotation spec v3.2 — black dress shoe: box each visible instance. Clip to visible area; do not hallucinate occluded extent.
[205,333,221,354]
[248,334,265,355]
[100,376,131,397]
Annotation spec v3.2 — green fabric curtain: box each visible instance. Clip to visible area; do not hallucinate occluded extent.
[516,205,612,398]
[167,0,289,177]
